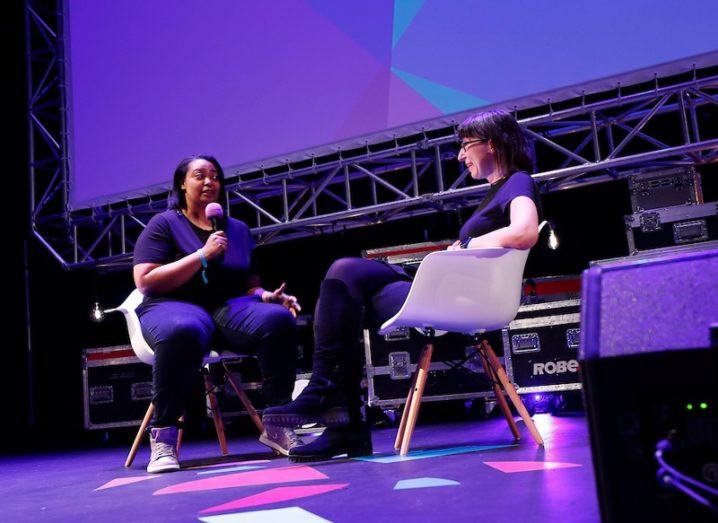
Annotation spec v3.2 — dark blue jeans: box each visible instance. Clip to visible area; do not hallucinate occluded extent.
[138,295,297,427]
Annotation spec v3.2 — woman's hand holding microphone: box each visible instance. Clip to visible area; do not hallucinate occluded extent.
[196,231,227,285]
[201,231,228,260]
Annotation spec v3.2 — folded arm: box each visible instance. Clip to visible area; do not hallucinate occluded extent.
[451,196,539,251]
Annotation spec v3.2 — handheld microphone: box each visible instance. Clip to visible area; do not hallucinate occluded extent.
[205,202,224,232]
[204,203,225,261]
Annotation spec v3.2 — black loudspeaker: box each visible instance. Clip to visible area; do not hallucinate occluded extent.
[580,246,718,522]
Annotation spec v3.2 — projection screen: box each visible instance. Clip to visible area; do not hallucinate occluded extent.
[63,0,718,208]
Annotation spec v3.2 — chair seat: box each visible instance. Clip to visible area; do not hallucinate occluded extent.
[379,248,529,335]
[107,289,252,365]
[382,246,544,455]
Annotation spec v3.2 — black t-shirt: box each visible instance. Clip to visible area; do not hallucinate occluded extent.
[458,171,542,242]
[133,209,257,305]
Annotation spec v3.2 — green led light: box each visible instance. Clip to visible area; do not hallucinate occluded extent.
[686,403,693,410]
[700,402,708,410]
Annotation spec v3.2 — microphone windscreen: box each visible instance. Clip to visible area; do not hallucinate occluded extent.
[205,202,224,221]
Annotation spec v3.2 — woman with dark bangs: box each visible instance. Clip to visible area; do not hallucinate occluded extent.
[263,109,543,462]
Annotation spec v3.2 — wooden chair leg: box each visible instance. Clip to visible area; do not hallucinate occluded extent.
[399,343,434,456]
[176,414,185,458]
[224,367,264,434]
[481,340,544,446]
[394,358,421,451]
[478,347,521,441]
[125,402,154,468]
[203,373,229,456]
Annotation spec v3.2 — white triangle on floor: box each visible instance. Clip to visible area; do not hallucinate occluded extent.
[394,477,460,490]
[198,506,331,523]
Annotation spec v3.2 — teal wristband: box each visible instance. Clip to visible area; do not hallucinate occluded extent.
[197,249,209,284]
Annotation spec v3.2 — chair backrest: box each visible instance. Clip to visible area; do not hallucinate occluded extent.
[106,289,156,365]
[379,248,530,336]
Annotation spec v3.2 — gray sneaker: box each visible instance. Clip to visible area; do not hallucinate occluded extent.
[259,424,303,456]
[147,426,180,473]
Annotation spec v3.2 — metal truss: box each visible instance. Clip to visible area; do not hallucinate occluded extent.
[27,3,718,270]
[26,0,71,267]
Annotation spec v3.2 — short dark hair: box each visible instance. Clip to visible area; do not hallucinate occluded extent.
[170,154,227,209]
[457,109,533,175]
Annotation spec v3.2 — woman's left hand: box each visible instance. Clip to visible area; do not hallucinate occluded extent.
[447,240,462,251]
[263,282,302,317]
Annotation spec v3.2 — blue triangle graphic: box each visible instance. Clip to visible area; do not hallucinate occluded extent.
[305,0,393,66]
[391,67,490,114]
[393,0,428,48]
[354,443,518,463]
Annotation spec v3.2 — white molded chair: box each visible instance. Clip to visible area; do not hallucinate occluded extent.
[379,248,544,455]
[106,289,264,468]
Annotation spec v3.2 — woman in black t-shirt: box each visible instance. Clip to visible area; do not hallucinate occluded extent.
[133,155,303,473]
[264,109,542,462]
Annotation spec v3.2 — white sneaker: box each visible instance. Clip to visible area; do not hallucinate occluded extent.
[147,426,180,473]
[259,425,303,456]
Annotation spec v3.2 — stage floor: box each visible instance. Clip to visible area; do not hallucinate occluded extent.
[2,414,600,522]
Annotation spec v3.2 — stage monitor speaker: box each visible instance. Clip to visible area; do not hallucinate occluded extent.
[580,247,718,522]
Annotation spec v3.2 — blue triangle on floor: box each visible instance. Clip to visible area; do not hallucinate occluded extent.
[355,443,518,463]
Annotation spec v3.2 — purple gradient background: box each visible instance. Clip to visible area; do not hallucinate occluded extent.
[64,0,718,208]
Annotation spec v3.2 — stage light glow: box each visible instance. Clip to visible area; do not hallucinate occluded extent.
[548,229,559,250]
[538,221,560,250]
[699,402,708,410]
[686,403,694,410]
[90,302,105,322]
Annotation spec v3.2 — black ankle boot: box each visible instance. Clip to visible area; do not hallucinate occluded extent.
[263,279,360,428]
[288,421,373,462]
[262,376,349,427]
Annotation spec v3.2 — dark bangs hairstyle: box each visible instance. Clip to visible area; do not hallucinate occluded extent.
[457,109,533,176]
[170,154,227,209]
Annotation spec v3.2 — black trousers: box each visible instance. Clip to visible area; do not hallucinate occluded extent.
[315,257,412,410]
[322,257,412,326]
[138,295,297,427]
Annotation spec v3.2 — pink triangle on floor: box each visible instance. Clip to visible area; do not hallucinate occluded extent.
[484,461,582,473]
[200,483,350,513]
[95,476,160,491]
[153,466,328,495]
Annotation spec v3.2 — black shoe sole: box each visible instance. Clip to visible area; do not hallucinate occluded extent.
[262,406,350,428]
[288,443,373,463]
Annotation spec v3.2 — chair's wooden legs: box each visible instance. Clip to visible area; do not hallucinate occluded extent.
[125,402,154,468]
[224,367,264,434]
[480,340,544,446]
[176,414,185,458]
[395,343,434,456]
[127,366,239,467]
[479,351,521,441]
[394,358,420,451]
[203,373,229,456]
